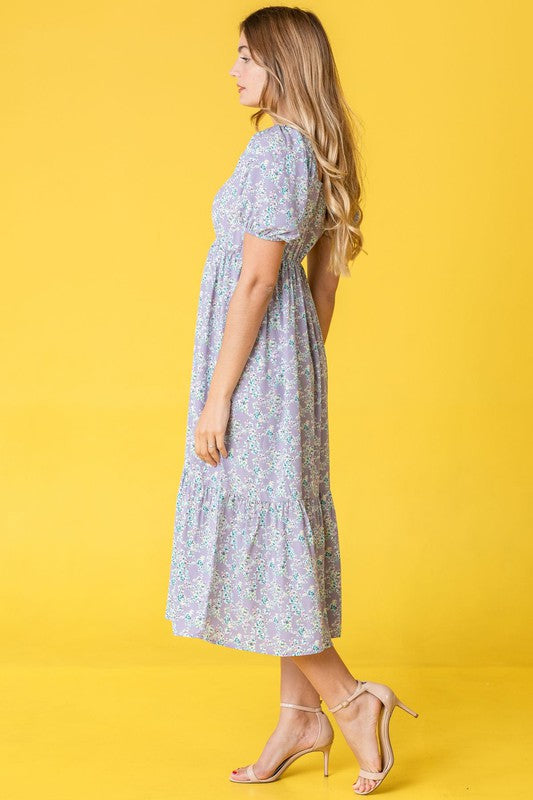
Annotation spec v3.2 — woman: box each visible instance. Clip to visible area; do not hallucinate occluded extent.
[165,6,418,795]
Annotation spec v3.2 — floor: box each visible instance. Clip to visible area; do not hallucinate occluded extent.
[1,661,531,799]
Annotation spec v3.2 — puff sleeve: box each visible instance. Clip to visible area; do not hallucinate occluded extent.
[240,129,309,243]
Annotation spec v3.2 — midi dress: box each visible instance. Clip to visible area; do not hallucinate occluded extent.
[165,123,342,656]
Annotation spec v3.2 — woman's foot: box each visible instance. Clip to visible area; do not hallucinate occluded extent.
[333,680,383,794]
[230,707,320,782]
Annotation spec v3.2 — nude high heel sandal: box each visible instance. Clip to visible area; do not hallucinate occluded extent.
[229,701,335,783]
[327,680,419,795]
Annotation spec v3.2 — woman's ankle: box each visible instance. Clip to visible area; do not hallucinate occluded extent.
[278,705,320,724]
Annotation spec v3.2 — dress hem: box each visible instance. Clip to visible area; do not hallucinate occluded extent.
[166,617,341,657]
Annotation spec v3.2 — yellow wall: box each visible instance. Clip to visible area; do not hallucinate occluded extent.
[1,1,531,670]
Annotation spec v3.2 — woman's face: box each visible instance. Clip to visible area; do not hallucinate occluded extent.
[229,33,267,108]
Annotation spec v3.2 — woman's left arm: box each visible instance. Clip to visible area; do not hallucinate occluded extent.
[194,233,285,467]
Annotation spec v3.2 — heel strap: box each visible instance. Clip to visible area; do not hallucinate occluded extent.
[280,701,322,712]
[327,681,366,713]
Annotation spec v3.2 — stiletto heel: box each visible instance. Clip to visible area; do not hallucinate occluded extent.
[396,698,419,717]
[321,742,332,776]
[326,679,419,795]
[229,701,335,784]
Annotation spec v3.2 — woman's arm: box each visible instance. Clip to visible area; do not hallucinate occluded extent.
[208,233,285,400]
[195,233,285,466]
[306,232,339,343]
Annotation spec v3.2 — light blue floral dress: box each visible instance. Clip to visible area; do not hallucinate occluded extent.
[165,124,342,656]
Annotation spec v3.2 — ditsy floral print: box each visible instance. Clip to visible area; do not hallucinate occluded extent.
[165,124,342,656]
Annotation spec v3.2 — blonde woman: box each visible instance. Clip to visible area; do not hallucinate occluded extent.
[165,6,418,795]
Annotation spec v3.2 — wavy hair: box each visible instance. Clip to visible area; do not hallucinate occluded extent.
[239,6,366,277]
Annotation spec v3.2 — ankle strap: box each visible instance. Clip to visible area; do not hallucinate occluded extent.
[327,680,366,713]
[280,701,322,712]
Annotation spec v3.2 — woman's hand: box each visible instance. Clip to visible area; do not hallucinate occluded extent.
[194,392,231,467]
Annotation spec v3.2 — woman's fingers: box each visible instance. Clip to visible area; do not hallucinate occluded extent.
[195,432,217,466]
[216,432,228,459]
[206,438,220,466]
[194,396,231,466]
[195,429,227,466]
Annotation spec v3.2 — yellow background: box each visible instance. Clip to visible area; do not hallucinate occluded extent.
[2,1,532,798]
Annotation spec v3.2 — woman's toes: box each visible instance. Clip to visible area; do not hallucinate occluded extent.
[353,776,376,794]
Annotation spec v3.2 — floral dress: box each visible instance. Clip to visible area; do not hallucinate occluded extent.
[165,123,342,656]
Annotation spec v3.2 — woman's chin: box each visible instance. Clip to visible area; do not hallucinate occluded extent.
[238,94,258,107]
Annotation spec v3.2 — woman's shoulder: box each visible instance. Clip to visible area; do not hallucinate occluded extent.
[244,124,308,160]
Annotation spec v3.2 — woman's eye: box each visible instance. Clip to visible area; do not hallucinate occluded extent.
[240,57,250,62]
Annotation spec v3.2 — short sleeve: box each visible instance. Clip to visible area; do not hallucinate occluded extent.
[240,128,310,243]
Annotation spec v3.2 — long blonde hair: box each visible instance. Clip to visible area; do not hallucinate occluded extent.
[239,6,366,277]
